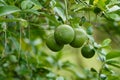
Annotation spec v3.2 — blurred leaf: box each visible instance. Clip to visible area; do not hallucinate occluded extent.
[19,19,28,28]
[101,38,111,47]
[100,74,107,80]
[56,76,64,80]
[87,27,93,35]
[69,17,80,27]
[41,12,60,26]
[93,0,98,5]
[62,61,75,68]
[22,9,39,15]
[106,60,120,64]
[106,50,120,59]
[94,7,102,14]
[108,74,120,80]
[107,62,120,68]
[102,64,113,74]
[108,5,120,12]
[0,6,20,16]
[89,0,94,5]
[9,37,20,51]
[21,0,33,9]
[90,68,97,73]
[79,16,86,25]
[0,0,7,6]
[96,0,106,11]
[9,55,18,63]
[70,4,85,11]
[31,0,42,8]
[53,7,66,22]
[46,72,56,78]
[106,60,120,69]
[0,2,4,6]
[35,67,50,75]
[21,0,42,10]
[74,7,94,12]
[107,13,120,21]
[105,0,111,4]
[31,0,42,10]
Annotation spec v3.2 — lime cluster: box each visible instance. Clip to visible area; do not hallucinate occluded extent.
[46,24,95,58]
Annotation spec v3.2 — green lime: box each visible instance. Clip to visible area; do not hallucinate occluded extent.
[46,32,64,52]
[54,24,74,44]
[70,28,88,48]
[81,45,95,58]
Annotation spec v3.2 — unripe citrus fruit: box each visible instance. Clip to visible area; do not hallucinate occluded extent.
[54,24,74,44]
[81,45,95,58]
[70,28,88,48]
[46,32,64,52]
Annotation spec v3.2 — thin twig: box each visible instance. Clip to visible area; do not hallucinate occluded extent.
[64,0,68,24]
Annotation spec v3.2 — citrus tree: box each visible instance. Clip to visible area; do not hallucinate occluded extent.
[0,0,120,80]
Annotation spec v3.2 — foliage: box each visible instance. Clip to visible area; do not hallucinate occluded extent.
[0,0,120,80]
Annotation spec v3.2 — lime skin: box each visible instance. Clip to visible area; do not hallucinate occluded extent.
[46,32,64,52]
[54,24,75,44]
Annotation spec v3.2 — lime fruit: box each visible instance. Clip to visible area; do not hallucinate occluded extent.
[54,24,74,44]
[46,32,64,52]
[70,28,88,48]
[81,45,95,58]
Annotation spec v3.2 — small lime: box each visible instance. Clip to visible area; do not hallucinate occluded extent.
[70,28,88,48]
[54,24,74,44]
[46,32,64,51]
[81,45,95,58]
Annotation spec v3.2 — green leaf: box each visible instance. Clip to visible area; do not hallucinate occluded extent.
[90,68,97,72]
[40,12,60,26]
[107,62,120,68]
[105,0,111,4]
[94,7,102,14]
[106,60,120,68]
[106,60,120,65]
[21,1,33,9]
[89,0,94,5]
[9,37,20,50]
[108,75,120,80]
[31,0,42,8]
[100,74,107,80]
[0,6,20,16]
[9,55,18,63]
[31,0,42,10]
[56,76,64,80]
[96,0,106,11]
[0,2,4,6]
[106,50,120,59]
[108,5,120,12]
[21,0,42,10]
[101,39,111,47]
[22,9,39,15]
[53,7,66,22]
[19,19,28,28]
[0,0,7,6]
[107,13,120,21]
